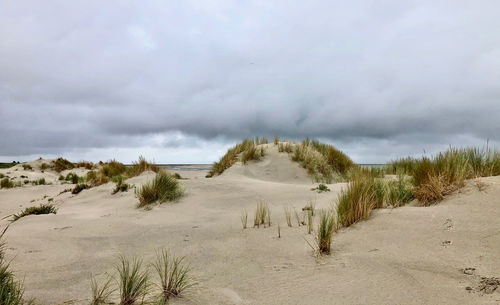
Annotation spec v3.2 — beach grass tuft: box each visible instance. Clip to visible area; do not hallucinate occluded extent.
[136,172,183,208]
[12,204,57,221]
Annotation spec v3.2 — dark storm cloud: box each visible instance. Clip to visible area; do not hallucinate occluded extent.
[1,1,499,162]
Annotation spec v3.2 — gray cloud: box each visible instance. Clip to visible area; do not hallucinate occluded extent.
[1,1,499,163]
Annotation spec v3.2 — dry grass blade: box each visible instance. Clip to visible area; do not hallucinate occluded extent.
[254,201,270,228]
[284,207,292,227]
[240,210,248,229]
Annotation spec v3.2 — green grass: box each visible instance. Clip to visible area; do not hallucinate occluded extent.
[336,173,375,227]
[72,183,89,194]
[241,144,263,164]
[153,249,195,303]
[12,204,57,221]
[208,139,260,177]
[22,164,32,171]
[312,183,330,193]
[89,275,114,305]
[387,146,500,205]
[112,179,131,194]
[52,158,75,172]
[136,172,183,208]
[101,160,127,178]
[65,173,80,184]
[116,256,150,305]
[316,211,337,255]
[128,156,160,177]
[0,162,19,169]
[32,178,46,185]
[1,178,14,189]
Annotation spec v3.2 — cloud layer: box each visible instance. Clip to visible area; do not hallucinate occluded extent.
[1,1,499,163]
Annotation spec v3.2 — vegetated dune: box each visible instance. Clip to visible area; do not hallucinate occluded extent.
[222,143,312,184]
[0,155,499,304]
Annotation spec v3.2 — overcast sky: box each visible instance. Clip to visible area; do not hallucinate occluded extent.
[1,1,499,164]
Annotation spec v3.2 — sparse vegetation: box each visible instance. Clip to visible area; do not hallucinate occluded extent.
[22,164,32,171]
[208,139,262,177]
[312,183,330,193]
[52,158,75,172]
[240,210,248,229]
[306,210,313,234]
[316,211,337,255]
[1,178,14,189]
[291,139,355,183]
[129,156,160,177]
[284,207,292,227]
[12,204,57,221]
[89,275,114,305]
[65,173,80,184]
[254,201,271,228]
[136,172,183,208]
[40,163,49,171]
[116,256,150,305]
[76,161,94,170]
[278,142,293,153]
[387,146,500,205]
[153,249,195,303]
[274,136,279,145]
[72,183,89,194]
[113,178,131,194]
[31,178,46,186]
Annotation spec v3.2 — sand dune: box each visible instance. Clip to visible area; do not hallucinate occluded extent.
[0,151,499,304]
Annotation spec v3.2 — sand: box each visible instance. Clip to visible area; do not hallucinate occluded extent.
[0,147,499,304]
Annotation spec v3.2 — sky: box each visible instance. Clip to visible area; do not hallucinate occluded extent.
[1,0,499,164]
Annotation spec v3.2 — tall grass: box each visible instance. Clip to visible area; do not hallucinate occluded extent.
[152,249,195,303]
[336,174,375,227]
[129,156,160,177]
[1,178,14,189]
[90,275,114,305]
[208,139,256,177]
[136,172,183,208]
[316,211,337,255]
[387,146,500,205]
[291,139,355,183]
[241,144,263,164]
[52,158,75,172]
[254,201,270,228]
[116,256,150,305]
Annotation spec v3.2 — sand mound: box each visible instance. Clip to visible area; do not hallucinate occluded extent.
[221,143,312,184]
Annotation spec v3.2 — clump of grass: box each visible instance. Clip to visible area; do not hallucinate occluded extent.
[0,173,4,178]
[40,163,49,171]
[306,210,313,234]
[89,275,114,305]
[284,207,292,227]
[31,178,46,186]
[254,201,270,228]
[86,170,110,187]
[72,183,89,194]
[336,174,375,227]
[65,172,80,184]
[52,158,75,172]
[294,208,302,226]
[274,136,279,145]
[1,177,14,189]
[129,156,160,177]
[153,249,195,303]
[116,256,150,305]
[278,142,293,153]
[76,161,94,170]
[316,211,337,255]
[12,204,57,221]
[101,160,127,178]
[112,179,131,195]
[240,210,248,229]
[136,172,183,208]
[22,164,32,171]
[312,183,330,193]
[173,173,182,179]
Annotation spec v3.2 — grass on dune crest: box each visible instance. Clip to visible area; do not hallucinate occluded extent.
[136,171,183,208]
[129,156,161,177]
[292,138,356,183]
[0,227,34,305]
[387,146,500,205]
[208,139,265,177]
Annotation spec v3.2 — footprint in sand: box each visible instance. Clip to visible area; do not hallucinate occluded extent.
[443,218,453,230]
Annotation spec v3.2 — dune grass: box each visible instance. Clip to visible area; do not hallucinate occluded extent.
[129,156,160,177]
[316,211,337,255]
[284,206,292,227]
[336,173,376,227]
[136,172,183,208]
[208,139,266,177]
[291,139,355,183]
[72,183,89,194]
[90,275,114,305]
[1,178,14,189]
[52,158,75,172]
[254,201,271,228]
[22,164,32,171]
[153,249,195,303]
[240,210,248,229]
[274,136,279,145]
[278,142,293,153]
[12,204,57,222]
[76,161,94,170]
[0,227,33,305]
[387,146,500,205]
[116,256,150,305]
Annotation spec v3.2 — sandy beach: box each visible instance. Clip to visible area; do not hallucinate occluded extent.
[0,144,498,305]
